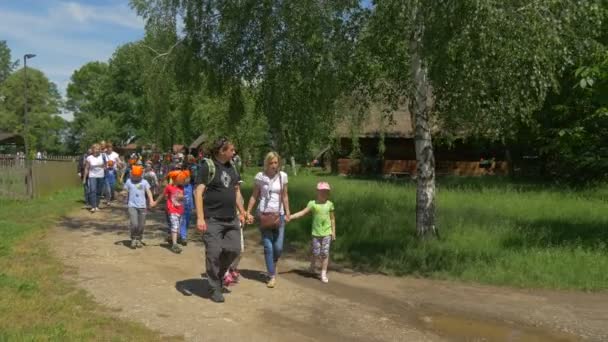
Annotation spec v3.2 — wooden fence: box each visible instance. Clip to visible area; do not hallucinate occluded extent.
[0,155,80,199]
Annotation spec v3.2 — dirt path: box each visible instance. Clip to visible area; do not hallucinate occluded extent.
[49,205,608,341]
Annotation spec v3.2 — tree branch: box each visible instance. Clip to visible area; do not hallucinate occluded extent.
[141,40,182,62]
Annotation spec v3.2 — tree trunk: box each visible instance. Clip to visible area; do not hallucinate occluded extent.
[410,14,437,239]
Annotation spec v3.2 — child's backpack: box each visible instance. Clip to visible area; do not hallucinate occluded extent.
[201,158,239,185]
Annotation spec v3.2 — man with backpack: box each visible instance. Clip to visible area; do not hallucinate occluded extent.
[194,137,248,303]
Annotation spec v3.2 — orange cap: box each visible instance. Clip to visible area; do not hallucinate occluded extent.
[167,170,179,181]
[175,171,190,183]
[131,165,144,177]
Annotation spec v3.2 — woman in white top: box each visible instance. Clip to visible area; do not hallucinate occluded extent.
[246,152,291,288]
[83,143,106,213]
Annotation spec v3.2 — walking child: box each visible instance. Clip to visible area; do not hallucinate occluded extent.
[105,160,118,205]
[178,169,193,246]
[291,182,336,283]
[224,180,245,286]
[153,170,186,254]
[123,165,154,249]
[144,161,159,197]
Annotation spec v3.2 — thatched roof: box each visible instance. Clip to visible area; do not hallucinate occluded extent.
[0,132,24,145]
[335,106,414,139]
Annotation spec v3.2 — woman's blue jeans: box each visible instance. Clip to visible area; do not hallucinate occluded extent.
[260,215,285,276]
[87,177,104,208]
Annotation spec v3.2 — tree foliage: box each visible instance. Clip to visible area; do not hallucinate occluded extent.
[0,68,66,153]
[0,40,19,84]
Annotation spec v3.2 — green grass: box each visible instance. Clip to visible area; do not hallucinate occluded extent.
[242,172,608,291]
[0,189,180,341]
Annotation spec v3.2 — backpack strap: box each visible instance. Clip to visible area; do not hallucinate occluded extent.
[204,158,215,185]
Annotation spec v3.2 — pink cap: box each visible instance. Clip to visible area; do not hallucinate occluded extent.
[317,182,331,191]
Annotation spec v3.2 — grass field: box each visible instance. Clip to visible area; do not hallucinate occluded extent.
[242,171,608,291]
[0,189,179,341]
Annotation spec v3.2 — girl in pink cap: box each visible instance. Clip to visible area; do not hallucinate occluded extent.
[291,181,336,283]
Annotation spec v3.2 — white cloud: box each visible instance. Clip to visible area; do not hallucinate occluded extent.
[0,1,145,98]
[55,2,145,30]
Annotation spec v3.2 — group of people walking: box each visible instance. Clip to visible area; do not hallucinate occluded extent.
[80,138,337,304]
[78,142,122,212]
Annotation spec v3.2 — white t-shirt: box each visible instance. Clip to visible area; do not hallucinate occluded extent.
[86,155,105,178]
[255,171,288,214]
[105,151,120,166]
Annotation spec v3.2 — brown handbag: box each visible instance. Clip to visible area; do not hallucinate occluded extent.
[258,173,283,229]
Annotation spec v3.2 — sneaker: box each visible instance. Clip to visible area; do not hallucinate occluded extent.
[90,208,96,213]
[170,244,182,254]
[230,270,240,283]
[223,273,234,286]
[209,289,225,303]
[267,277,276,288]
[179,239,188,246]
[130,239,137,249]
[221,286,232,294]
[321,275,329,283]
[136,240,143,248]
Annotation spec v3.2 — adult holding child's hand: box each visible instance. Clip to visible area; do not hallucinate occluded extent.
[193,137,245,303]
[245,152,291,289]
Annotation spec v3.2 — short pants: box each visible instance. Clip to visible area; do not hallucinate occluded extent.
[169,213,182,233]
[311,235,331,258]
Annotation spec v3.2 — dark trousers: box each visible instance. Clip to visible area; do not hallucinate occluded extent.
[203,217,241,290]
[83,178,89,205]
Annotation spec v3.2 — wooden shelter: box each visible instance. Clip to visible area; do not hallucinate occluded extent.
[0,132,25,146]
[335,107,508,176]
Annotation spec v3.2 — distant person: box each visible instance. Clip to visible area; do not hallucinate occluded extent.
[291,182,336,284]
[178,162,196,246]
[78,148,92,207]
[143,162,159,197]
[104,142,123,198]
[233,151,242,173]
[105,160,118,205]
[83,144,106,213]
[246,151,291,288]
[124,165,154,249]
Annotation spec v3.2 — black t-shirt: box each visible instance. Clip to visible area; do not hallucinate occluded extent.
[195,159,240,219]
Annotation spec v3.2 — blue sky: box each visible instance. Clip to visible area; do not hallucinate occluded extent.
[0,0,145,113]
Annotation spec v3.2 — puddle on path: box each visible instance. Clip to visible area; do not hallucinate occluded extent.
[419,311,578,342]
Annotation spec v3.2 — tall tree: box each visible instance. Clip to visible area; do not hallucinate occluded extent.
[0,68,65,153]
[131,0,365,159]
[363,0,605,237]
[66,61,111,149]
[0,40,19,84]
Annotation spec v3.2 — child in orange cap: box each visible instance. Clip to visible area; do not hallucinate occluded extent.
[291,181,336,283]
[123,165,154,249]
[153,170,186,254]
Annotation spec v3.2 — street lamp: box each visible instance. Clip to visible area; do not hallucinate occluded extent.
[23,53,36,160]
[23,53,36,199]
